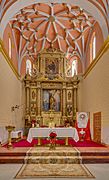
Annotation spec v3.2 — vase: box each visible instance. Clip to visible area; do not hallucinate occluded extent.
[49,137,56,150]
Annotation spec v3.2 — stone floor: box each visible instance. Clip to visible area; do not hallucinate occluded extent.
[0,164,109,180]
[0,146,109,180]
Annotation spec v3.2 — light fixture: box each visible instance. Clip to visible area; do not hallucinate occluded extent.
[11,105,19,112]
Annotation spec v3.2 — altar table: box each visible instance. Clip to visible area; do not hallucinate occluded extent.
[0,127,8,145]
[0,127,24,145]
[11,130,23,142]
[27,127,79,145]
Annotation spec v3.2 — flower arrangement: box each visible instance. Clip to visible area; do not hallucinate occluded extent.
[32,119,36,124]
[49,131,57,150]
[49,131,57,139]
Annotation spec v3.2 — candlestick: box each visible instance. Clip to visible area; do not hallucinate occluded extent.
[6,125,15,149]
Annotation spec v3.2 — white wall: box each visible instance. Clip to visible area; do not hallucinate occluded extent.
[80,47,109,144]
[0,52,25,129]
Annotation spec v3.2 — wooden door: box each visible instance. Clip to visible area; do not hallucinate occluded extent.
[93,112,101,143]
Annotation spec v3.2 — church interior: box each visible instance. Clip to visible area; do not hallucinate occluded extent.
[0,0,109,179]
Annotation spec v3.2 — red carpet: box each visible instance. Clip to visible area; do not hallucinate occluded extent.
[70,139,105,147]
[4,138,105,148]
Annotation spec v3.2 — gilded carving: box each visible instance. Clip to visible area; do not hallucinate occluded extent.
[67,90,72,102]
[45,58,59,75]
[42,83,62,89]
[30,89,36,102]
[24,48,80,126]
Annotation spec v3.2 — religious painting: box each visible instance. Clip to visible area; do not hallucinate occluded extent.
[30,89,36,102]
[77,112,89,128]
[67,90,72,102]
[43,89,61,111]
[45,58,59,74]
[76,112,91,141]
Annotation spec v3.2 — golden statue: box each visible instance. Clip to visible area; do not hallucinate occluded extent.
[50,94,55,110]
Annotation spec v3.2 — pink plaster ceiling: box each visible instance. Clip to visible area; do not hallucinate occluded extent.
[8,3,96,60]
[1,0,109,27]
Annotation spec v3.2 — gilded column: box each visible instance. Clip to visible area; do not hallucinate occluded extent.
[63,57,66,76]
[37,82,41,119]
[72,75,80,121]
[59,58,61,74]
[26,81,30,114]
[59,55,65,76]
[62,83,66,122]
[40,56,43,73]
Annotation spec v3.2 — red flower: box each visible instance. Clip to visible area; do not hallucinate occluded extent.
[31,119,36,124]
[49,131,57,138]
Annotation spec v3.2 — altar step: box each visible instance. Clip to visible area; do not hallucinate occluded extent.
[0,156,25,163]
[25,147,81,164]
[0,147,109,164]
[0,151,26,163]
[1,155,109,164]
[25,156,81,164]
[27,149,79,157]
[25,147,109,164]
[82,155,109,164]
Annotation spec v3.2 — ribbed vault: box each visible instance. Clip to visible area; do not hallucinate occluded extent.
[0,0,109,75]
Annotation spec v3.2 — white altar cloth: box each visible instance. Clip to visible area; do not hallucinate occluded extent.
[0,127,8,145]
[11,130,23,139]
[0,128,24,145]
[27,127,79,143]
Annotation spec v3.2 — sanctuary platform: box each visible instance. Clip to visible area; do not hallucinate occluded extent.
[0,144,109,164]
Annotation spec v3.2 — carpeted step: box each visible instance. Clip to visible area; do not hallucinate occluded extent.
[80,151,109,156]
[27,150,79,157]
[0,146,109,164]
[25,155,81,164]
[0,156,25,163]
[0,152,26,156]
[82,155,109,163]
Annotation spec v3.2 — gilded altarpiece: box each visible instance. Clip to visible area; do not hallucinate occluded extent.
[24,48,79,127]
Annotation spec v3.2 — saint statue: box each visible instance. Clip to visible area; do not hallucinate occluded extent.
[48,61,56,74]
[49,94,55,110]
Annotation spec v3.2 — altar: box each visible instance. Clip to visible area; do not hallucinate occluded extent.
[24,48,80,128]
[27,127,79,145]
